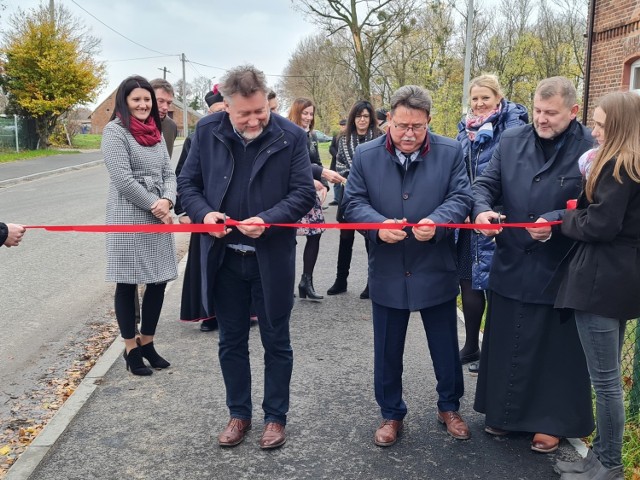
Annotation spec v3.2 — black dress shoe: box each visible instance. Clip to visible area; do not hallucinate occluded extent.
[459,349,480,365]
[200,318,218,332]
[359,284,369,299]
[329,200,338,206]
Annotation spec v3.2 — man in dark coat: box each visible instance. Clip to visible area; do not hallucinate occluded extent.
[344,85,473,447]
[150,78,178,158]
[177,65,316,450]
[1,221,25,247]
[472,76,595,453]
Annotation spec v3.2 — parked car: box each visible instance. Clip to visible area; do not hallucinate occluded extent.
[314,130,332,143]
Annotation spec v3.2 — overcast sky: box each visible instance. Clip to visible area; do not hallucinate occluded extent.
[2,0,318,109]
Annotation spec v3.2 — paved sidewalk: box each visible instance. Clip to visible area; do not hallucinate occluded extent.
[6,206,582,480]
[0,151,104,187]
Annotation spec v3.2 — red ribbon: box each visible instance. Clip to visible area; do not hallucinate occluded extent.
[25,220,561,233]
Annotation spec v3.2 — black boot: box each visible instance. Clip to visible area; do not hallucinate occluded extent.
[298,273,323,300]
[327,235,353,295]
[327,277,347,295]
[124,347,153,376]
[139,341,171,369]
[359,283,370,299]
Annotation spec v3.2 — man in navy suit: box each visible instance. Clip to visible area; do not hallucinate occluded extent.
[344,85,473,446]
[178,64,315,450]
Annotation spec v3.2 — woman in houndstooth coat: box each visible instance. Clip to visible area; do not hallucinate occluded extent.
[102,75,177,376]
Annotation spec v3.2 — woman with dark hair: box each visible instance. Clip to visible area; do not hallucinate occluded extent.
[328,100,383,298]
[102,75,178,376]
[288,97,327,300]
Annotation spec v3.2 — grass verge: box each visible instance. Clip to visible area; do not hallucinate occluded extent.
[0,149,81,164]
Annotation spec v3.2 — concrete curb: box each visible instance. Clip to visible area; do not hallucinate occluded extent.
[0,160,104,188]
[5,256,188,480]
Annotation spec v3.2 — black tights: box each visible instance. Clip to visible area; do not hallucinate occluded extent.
[459,279,486,356]
[114,283,167,340]
[303,234,322,275]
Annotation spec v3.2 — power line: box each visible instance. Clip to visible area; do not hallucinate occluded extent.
[69,0,180,57]
[108,55,175,63]
[187,60,340,79]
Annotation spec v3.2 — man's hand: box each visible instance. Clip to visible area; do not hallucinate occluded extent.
[526,217,552,242]
[314,179,327,204]
[321,168,346,185]
[378,218,408,244]
[474,211,505,237]
[236,216,266,239]
[412,218,436,242]
[4,223,25,247]
[203,211,231,238]
[178,215,192,224]
[151,198,172,220]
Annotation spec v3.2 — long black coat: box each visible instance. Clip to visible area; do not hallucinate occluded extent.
[472,120,593,304]
[555,160,640,319]
[177,112,316,320]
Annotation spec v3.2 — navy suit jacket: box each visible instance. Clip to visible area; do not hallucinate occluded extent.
[177,112,316,319]
[344,132,473,311]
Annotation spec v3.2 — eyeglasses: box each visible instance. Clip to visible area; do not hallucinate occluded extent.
[392,123,427,133]
[355,114,370,119]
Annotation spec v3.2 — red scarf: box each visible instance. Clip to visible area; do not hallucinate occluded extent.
[122,114,161,146]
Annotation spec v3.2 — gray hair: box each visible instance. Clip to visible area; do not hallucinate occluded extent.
[219,64,268,100]
[390,85,432,116]
[149,78,174,97]
[535,76,577,109]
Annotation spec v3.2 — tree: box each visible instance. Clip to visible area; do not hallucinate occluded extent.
[0,3,105,148]
[280,33,356,132]
[191,75,213,113]
[295,0,418,102]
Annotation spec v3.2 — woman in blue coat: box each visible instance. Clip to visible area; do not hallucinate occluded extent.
[455,75,528,371]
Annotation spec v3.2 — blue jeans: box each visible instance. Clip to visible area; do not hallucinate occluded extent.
[574,310,627,469]
[213,251,293,425]
[372,299,463,419]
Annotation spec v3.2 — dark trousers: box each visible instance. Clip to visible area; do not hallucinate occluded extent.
[372,299,463,419]
[212,251,293,425]
[114,282,166,339]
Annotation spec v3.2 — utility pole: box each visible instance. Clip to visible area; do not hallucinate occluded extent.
[158,67,170,80]
[49,0,55,22]
[181,53,188,137]
[462,0,475,114]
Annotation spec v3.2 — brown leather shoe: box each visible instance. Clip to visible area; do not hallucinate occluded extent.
[531,433,560,453]
[259,422,286,449]
[374,419,404,447]
[437,410,470,440]
[218,418,251,447]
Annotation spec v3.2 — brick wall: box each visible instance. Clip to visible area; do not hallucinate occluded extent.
[586,0,640,124]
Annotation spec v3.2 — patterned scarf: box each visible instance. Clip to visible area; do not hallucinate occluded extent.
[465,104,502,144]
[121,114,162,146]
[336,128,376,176]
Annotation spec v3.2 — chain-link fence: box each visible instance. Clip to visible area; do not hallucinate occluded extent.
[625,319,640,418]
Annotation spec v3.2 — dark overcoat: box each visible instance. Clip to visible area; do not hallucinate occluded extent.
[555,160,640,319]
[177,112,316,320]
[472,120,594,305]
[344,132,473,311]
[456,100,529,290]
